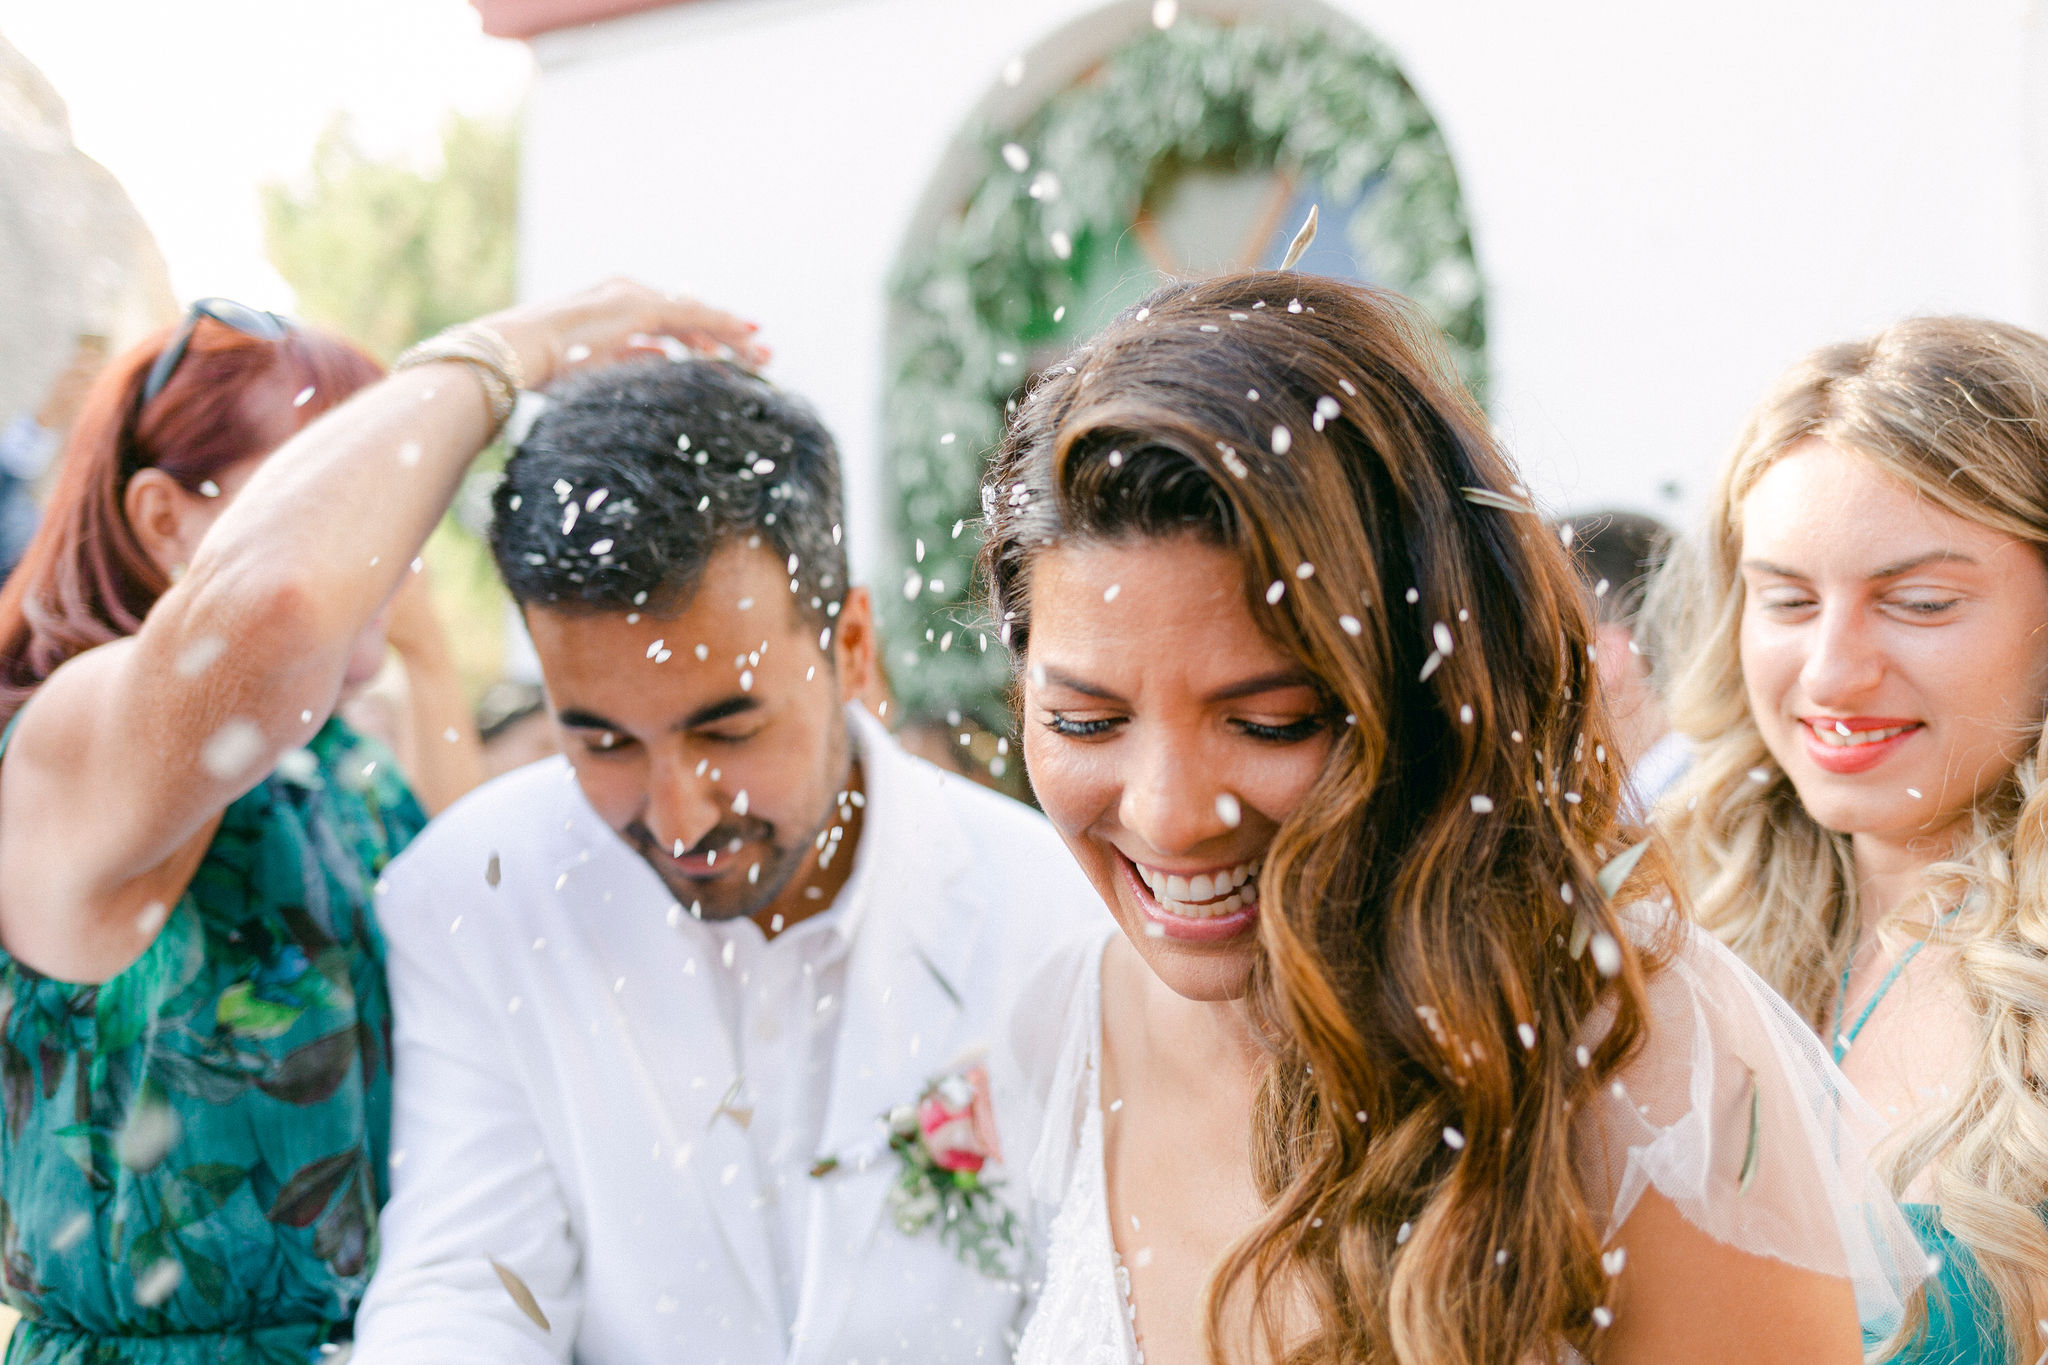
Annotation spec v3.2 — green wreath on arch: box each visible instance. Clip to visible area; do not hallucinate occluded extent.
[881,16,1487,743]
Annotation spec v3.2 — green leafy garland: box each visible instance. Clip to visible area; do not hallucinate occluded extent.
[882,16,1487,734]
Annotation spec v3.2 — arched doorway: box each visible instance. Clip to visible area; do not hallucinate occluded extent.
[882,5,1486,742]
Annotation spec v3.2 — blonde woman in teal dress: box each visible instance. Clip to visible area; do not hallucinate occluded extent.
[1656,317,2048,1363]
[0,284,764,1362]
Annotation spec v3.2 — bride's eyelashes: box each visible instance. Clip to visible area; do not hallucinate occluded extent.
[1040,712,1328,743]
[1043,712,1123,739]
[1232,715,1327,743]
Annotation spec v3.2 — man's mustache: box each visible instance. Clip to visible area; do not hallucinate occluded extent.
[628,818,776,862]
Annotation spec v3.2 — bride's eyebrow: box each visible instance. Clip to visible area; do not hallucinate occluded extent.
[1035,667,1124,702]
[1205,669,1319,703]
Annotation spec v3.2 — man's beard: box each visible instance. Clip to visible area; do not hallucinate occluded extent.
[625,809,824,922]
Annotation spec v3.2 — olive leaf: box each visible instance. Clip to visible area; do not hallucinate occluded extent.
[492,1257,551,1331]
[913,946,963,1010]
[1595,841,1650,901]
[1737,1067,1762,1195]
[710,1076,754,1131]
[1460,486,1536,515]
[1279,203,1319,270]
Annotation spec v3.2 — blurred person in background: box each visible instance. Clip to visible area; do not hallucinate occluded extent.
[330,562,490,816]
[0,282,759,1361]
[0,335,107,579]
[474,678,556,777]
[1659,318,2048,1363]
[1558,507,1687,815]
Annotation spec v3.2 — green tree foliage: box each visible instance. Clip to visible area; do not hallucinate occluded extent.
[262,111,518,362]
[262,113,523,701]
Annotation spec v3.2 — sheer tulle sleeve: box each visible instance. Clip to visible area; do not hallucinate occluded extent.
[1007,927,1111,1209]
[1574,908,1929,1340]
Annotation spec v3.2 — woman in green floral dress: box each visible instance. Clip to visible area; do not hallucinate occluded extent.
[0,284,765,1362]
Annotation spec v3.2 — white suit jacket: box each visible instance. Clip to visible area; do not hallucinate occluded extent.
[352,708,1102,1364]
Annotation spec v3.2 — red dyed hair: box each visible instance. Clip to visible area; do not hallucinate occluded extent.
[0,317,383,727]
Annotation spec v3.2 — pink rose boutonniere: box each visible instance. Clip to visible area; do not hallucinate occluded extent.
[914,1064,1004,1174]
[813,1062,1021,1277]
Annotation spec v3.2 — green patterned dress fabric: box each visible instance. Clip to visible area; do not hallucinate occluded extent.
[0,718,424,1364]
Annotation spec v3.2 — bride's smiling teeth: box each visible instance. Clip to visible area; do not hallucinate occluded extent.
[1133,857,1261,918]
[1805,720,1918,748]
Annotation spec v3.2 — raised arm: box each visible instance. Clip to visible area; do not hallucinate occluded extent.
[0,281,764,980]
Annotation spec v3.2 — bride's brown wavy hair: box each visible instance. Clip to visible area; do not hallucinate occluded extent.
[981,272,1668,1363]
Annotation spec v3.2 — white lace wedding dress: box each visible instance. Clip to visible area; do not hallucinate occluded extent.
[1011,910,1927,1364]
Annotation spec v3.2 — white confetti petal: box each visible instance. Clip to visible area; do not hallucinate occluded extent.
[175,636,224,677]
[1590,931,1622,978]
[50,1212,90,1252]
[134,1258,182,1307]
[200,720,265,780]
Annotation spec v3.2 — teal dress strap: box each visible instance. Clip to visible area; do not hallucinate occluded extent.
[1833,908,1964,1065]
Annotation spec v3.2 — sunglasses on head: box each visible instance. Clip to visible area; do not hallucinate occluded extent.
[139,297,293,408]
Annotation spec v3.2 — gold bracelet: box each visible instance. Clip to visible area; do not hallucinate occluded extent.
[394,323,526,436]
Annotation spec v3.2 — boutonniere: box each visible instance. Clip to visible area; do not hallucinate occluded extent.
[811,1061,1020,1278]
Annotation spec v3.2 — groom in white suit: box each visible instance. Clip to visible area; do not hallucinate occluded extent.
[351,358,1099,1363]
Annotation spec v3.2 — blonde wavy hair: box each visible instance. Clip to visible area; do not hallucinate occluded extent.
[1654,316,2048,1359]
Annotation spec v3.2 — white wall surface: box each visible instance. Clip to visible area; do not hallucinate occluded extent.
[522,0,2044,582]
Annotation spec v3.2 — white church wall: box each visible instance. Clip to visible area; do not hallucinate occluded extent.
[521,0,2042,583]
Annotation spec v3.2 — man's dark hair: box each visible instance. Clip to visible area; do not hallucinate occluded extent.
[1556,507,1672,628]
[490,357,848,628]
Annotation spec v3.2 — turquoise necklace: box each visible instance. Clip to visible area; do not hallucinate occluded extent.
[1832,907,1963,1065]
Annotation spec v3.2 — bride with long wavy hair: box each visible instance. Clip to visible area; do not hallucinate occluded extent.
[984,271,1923,1363]
[1655,317,2048,1363]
